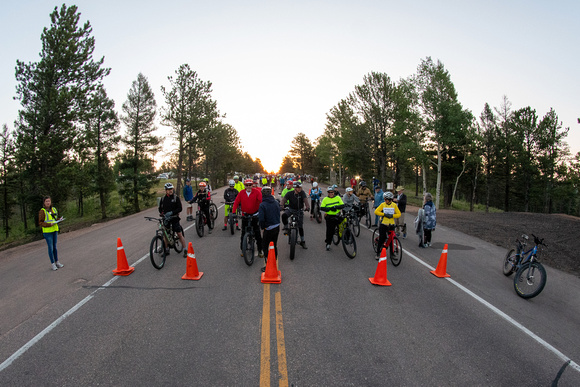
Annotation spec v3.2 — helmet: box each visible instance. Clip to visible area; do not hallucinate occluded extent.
[244,178,253,185]
[345,187,353,193]
[204,178,209,182]
[234,175,239,180]
[199,182,207,188]
[294,182,302,188]
[262,186,272,193]
[229,180,235,186]
[287,181,294,186]
[326,186,334,192]
[164,183,174,190]
[360,181,367,187]
[312,182,318,188]
[384,191,394,200]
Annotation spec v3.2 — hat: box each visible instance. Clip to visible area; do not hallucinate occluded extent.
[185,178,191,182]
[396,186,405,191]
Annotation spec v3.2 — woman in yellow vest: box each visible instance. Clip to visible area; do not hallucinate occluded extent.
[39,196,64,271]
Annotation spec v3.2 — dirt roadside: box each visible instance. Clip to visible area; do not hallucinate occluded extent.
[406,205,580,278]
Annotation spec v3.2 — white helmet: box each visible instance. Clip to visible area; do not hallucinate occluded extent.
[345,187,354,193]
[313,182,318,188]
[229,180,235,186]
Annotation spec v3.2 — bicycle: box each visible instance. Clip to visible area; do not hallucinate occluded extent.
[222,201,237,235]
[209,200,218,221]
[503,234,548,299]
[331,210,357,259]
[350,205,361,237]
[285,209,303,261]
[372,225,403,266]
[145,216,184,270]
[310,197,323,223]
[358,201,372,228]
[195,205,214,238]
[241,213,258,266]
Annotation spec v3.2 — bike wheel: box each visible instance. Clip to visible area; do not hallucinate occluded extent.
[332,227,340,245]
[229,213,235,235]
[372,228,380,254]
[195,213,204,238]
[503,248,517,276]
[364,209,371,228]
[342,227,357,259]
[149,235,166,270]
[242,233,254,266]
[173,233,184,253]
[289,228,297,260]
[389,236,402,266]
[514,261,547,299]
[210,203,218,220]
[353,216,360,237]
[315,205,322,223]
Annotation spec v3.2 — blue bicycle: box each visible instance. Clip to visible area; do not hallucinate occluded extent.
[503,234,547,299]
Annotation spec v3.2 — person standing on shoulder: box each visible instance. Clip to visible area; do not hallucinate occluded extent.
[183,178,194,221]
[422,192,436,247]
[39,196,64,271]
[159,183,187,256]
[258,186,280,272]
[372,185,384,227]
[393,186,407,238]
[374,191,401,259]
[320,186,344,251]
[223,180,240,231]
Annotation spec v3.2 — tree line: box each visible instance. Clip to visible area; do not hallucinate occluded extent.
[280,60,579,216]
[0,4,264,239]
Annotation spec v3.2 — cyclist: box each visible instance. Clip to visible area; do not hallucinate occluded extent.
[233,178,264,258]
[158,182,187,257]
[189,181,213,234]
[281,181,310,249]
[233,175,244,192]
[373,191,401,259]
[320,186,344,251]
[308,182,322,220]
[259,185,280,272]
[183,178,194,221]
[223,179,240,231]
[203,178,212,192]
[356,181,373,218]
[343,187,360,212]
[281,180,294,198]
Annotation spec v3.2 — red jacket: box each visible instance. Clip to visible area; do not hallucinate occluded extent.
[233,188,262,215]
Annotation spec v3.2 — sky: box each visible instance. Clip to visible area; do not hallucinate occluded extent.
[1,0,579,172]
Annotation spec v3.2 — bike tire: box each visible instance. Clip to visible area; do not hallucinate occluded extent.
[210,203,218,220]
[514,261,547,299]
[364,209,371,228]
[196,213,204,238]
[353,216,360,237]
[372,228,380,254]
[503,248,517,276]
[342,227,357,259]
[289,228,297,260]
[389,236,402,266]
[315,204,322,223]
[150,235,166,270]
[332,227,340,245]
[173,233,184,253]
[229,213,235,235]
[242,233,254,266]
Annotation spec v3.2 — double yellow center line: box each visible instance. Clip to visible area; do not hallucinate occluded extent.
[260,284,288,387]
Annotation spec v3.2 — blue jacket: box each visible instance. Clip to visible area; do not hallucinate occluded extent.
[183,184,193,201]
[259,194,281,229]
[424,201,436,230]
[373,189,384,208]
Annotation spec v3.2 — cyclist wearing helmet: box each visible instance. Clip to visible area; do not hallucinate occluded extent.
[190,181,213,234]
[343,187,360,212]
[281,180,294,199]
[233,178,264,257]
[308,181,322,220]
[258,185,280,271]
[233,175,244,192]
[223,179,240,231]
[320,186,345,250]
[356,181,373,215]
[373,191,401,259]
[183,178,194,221]
[281,181,310,249]
[159,182,187,256]
[203,178,212,192]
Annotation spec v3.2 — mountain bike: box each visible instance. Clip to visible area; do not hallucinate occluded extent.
[503,234,547,299]
[350,205,361,237]
[195,205,213,238]
[222,201,237,235]
[285,209,303,261]
[310,197,322,223]
[358,201,372,228]
[209,200,218,221]
[145,216,184,270]
[372,225,402,266]
[332,210,357,259]
[241,213,258,266]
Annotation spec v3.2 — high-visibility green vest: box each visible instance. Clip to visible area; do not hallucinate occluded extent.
[42,207,59,233]
[321,195,343,216]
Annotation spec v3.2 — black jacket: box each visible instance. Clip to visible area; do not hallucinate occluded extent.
[159,194,182,217]
[259,195,281,229]
[284,189,308,211]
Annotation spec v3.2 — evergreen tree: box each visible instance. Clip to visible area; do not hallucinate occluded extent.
[119,73,160,213]
[0,125,16,238]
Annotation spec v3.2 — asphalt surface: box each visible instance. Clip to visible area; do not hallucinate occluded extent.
[1,184,580,386]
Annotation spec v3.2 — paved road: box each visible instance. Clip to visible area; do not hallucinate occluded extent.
[1,184,580,386]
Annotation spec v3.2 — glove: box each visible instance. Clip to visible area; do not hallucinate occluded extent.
[164,211,173,220]
[385,214,393,219]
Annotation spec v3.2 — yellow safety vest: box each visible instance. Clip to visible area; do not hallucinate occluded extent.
[42,207,59,233]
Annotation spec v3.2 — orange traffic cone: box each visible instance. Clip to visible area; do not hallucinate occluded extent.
[182,242,203,280]
[261,242,281,284]
[112,238,135,276]
[369,247,392,286]
[430,243,451,278]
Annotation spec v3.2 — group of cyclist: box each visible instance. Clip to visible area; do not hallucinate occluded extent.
[158,174,408,262]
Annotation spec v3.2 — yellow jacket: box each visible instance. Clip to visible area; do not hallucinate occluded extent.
[374,202,401,225]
